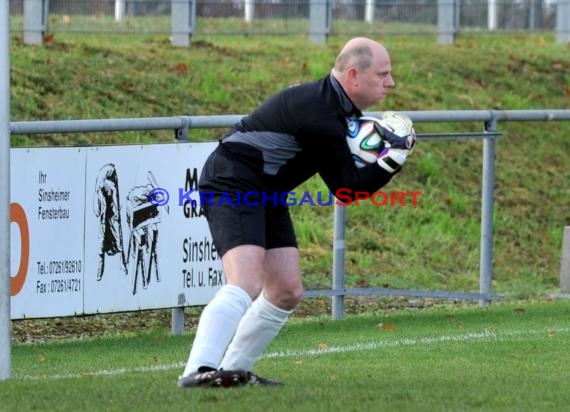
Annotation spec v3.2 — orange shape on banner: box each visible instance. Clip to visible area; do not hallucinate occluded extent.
[10,202,29,296]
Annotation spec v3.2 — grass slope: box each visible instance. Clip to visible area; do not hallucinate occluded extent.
[8,33,570,311]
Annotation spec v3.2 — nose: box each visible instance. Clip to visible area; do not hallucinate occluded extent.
[385,74,396,88]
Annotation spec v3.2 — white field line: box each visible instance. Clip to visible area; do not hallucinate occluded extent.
[15,326,570,381]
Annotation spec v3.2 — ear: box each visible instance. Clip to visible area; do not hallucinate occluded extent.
[346,67,359,85]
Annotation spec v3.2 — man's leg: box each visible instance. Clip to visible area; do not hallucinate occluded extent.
[219,247,303,372]
[181,245,265,377]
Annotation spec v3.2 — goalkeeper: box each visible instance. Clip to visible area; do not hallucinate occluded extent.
[178,36,416,388]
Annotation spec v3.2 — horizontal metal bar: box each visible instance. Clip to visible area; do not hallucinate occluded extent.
[368,109,570,123]
[9,115,245,135]
[304,287,500,301]
[417,132,503,141]
[10,117,188,135]
[9,109,570,136]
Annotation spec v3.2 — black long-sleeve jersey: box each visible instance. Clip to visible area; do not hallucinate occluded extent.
[220,74,393,196]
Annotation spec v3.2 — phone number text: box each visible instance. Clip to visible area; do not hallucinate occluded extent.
[37,259,82,275]
[36,278,81,294]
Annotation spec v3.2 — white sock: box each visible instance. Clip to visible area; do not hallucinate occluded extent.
[182,284,251,377]
[219,293,292,371]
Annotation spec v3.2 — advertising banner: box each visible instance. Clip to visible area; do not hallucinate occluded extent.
[10,147,85,318]
[10,142,223,319]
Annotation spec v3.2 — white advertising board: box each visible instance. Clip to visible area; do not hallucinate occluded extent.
[10,147,86,318]
[9,142,223,319]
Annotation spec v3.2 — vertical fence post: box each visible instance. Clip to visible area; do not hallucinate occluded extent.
[557,0,570,44]
[171,0,196,47]
[245,0,254,23]
[171,126,189,335]
[331,203,346,319]
[479,115,497,307]
[437,0,456,45]
[115,0,126,22]
[171,307,185,335]
[560,227,570,292]
[23,0,48,45]
[365,0,374,24]
[0,0,11,381]
[309,0,330,46]
[488,0,497,30]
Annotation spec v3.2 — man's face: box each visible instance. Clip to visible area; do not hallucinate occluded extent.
[353,50,395,110]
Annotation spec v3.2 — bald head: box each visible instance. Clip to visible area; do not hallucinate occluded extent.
[331,37,395,110]
[333,37,389,74]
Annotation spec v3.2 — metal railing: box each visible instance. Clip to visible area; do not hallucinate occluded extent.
[9,109,570,314]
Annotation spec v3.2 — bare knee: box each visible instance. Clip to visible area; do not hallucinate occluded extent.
[263,247,302,310]
[283,284,304,310]
[265,282,304,311]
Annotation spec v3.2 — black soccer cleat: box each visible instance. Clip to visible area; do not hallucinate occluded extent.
[245,371,284,386]
[177,367,248,388]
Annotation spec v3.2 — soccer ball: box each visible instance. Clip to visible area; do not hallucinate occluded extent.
[346,112,415,168]
[346,117,385,168]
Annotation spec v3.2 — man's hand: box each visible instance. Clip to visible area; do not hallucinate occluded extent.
[377,146,411,174]
[370,112,416,174]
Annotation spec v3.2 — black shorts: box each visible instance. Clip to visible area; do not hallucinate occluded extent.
[198,143,298,257]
